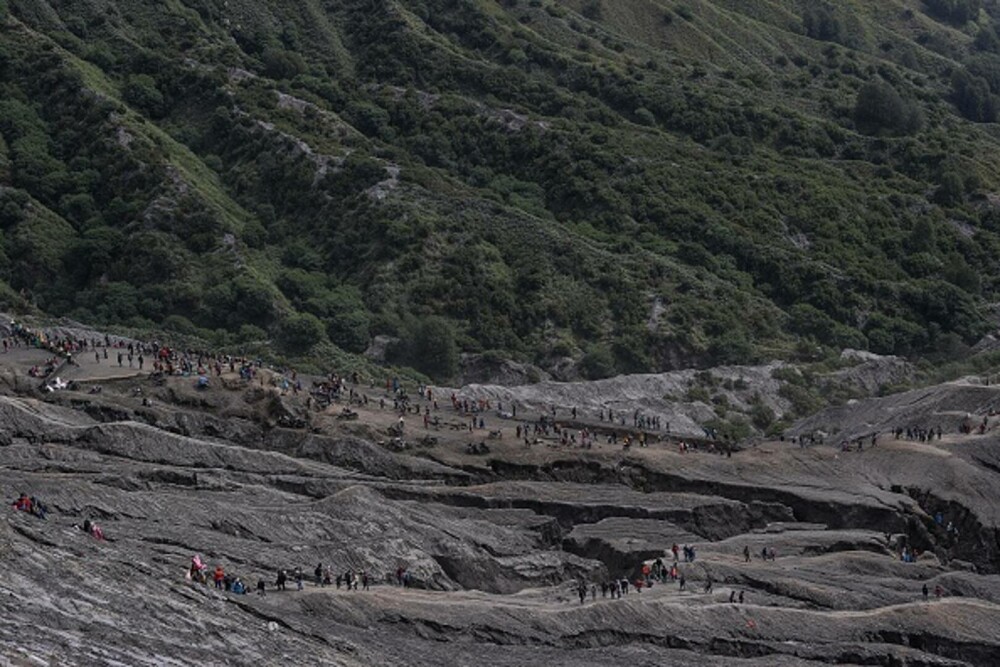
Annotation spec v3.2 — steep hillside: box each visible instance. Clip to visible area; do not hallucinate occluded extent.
[2,0,1000,378]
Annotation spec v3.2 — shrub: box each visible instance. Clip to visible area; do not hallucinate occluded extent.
[580,344,616,379]
[935,170,965,206]
[750,400,775,430]
[581,0,602,20]
[634,107,656,126]
[123,74,164,117]
[802,5,844,43]
[261,48,306,80]
[277,312,325,354]
[951,69,998,122]
[854,80,924,135]
[925,0,981,25]
[686,385,711,403]
[394,316,459,382]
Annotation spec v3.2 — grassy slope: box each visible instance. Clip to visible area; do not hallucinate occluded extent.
[1,0,1000,379]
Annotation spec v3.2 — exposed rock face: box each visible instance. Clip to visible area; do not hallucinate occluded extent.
[3,360,1000,665]
[827,349,917,394]
[436,363,793,437]
[456,353,550,387]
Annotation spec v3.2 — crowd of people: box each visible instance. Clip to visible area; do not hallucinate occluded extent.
[573,545,753,606]
[184,554,417,598]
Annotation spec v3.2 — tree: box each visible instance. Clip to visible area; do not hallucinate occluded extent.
[802,5,843,43]
[951,69,998,122]
[580,344,616,379]
[854,80,923,135]
[925,0,981,25]
[974,25,1000,53]
[261,48,306,80]
[935,171,965,206]
[581,0,602,20]
[277,312,324,354]
[123,75,164,117]
[709,330,754,365]
[399,316,459,382]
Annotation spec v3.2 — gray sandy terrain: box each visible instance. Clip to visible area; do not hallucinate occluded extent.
[1,341,999,665]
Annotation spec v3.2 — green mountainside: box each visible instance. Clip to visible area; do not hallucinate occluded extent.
[2,0,1000,379]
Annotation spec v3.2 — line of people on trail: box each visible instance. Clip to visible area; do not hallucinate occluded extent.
[578,540,784,606]
[922,583,947,600]
[743,545,776,562]
[598,408,666,433]
[840,433,879,452]
[187,555,403,598]
[264,566,372,595]
[188,555,248,593]
[894,426,943,441]
[579,578,645,602]
[574,544,709,606]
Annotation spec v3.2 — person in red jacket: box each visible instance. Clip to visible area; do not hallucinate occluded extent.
[214,566,225,590]
[12,493,32,512]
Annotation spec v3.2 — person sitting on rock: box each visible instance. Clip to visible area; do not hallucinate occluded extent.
[232,578,246,595]
[29,497,47,520]
[12,493,31,513]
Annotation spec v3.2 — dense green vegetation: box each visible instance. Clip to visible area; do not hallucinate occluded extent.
[2,0,1000,380]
